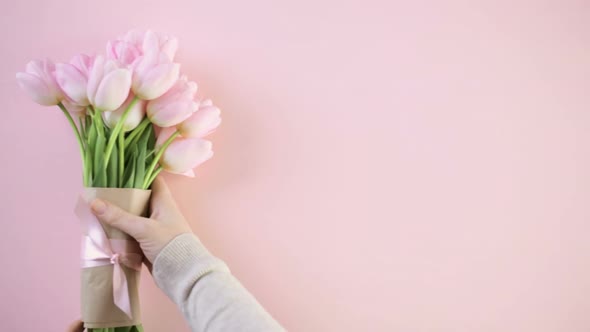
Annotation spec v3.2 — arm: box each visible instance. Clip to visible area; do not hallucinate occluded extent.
[153,234,284,332]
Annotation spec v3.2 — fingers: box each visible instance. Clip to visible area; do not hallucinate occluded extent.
[90,199,151,239]
[66,320,84,332]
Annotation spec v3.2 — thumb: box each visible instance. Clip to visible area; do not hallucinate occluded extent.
[90,198,151,239]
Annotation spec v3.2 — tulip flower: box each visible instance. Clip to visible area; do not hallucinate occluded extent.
[86,55,132,111]
[55,54,94,106]
[177,99,221,138]
[155,127,213,177]
[106,39,141,66]
[16,59,63,106]
[146,75,197,127]
[103,93,146,132]
[118,29,178,61]
[131,51,180,100]
[141,30,178,61]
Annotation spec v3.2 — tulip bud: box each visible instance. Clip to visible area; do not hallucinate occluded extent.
[156,127,213,177]
[177,100,221,138]
[131,51,180,100]
[146,76,198,127]
[106,40,141,66]
[16,59,64,106]
[141,30,178,61]
[87,55,132,111]
[103,93,146,132]
[55,54,94,106]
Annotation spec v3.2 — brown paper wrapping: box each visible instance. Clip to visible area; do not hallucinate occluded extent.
[81,187,151,329]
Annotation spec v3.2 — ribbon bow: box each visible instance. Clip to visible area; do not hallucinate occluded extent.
[75,195,143,319]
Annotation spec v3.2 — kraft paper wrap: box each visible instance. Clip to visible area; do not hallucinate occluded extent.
[81,187,151,329]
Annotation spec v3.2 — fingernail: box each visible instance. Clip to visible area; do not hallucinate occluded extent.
[91,199,107,215]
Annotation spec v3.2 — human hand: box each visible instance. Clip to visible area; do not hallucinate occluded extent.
[67,320,83,332]
[89,175,193,263]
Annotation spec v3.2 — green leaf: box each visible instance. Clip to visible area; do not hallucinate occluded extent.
[133,126,151,188]
[118,131,125,187]
[84,142,93,186]
[123,146,138,188]
[88,118,97,153]
[107,143,118,188]
[93,134,106,187]
[125,145,138,169]
[145,125,156,165]
[124,157,136,188]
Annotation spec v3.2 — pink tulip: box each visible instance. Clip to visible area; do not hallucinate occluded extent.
[106,40,142,66]
[55,54,94,106]
[141,30,178,61]
[146,75,197,127]
[107,30,179,100]
[120,29,178,61]
[131,51,180,100]
[177,100,221,138]
[86,56,132,112]
[156,128,213,177]
[16,59,63,106]
[103,93,146,132]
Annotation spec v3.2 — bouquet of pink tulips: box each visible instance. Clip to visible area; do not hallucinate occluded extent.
[16,30,221,331]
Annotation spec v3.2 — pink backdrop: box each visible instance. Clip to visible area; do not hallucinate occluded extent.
[1,1,589,331]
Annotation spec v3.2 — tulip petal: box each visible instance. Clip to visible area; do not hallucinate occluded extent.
[104,94,145,131]
[16,72,57,106]
[94,68,132,111]
[156,127,176,148]
[70,54,93,76]
[180,169,195,177]
[55,63,88,105]
[134,63,180,100]
[25,60,45,76]
[62,99,87,116]
[17,59,63,105]
[142,30,159,55]
[148,100,196,127]
[161,138,213,174]
[161,38,178,60]
[178,106,222,138]
[86,56,105,106]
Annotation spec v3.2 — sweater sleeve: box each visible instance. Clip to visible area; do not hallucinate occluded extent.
[152,233,285,332]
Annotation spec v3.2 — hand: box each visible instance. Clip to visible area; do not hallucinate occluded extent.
[90,175,193,263]
[67,320,83,332]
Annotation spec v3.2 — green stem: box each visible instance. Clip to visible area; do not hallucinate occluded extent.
[143,166,163,189]
[104,96,138,167]
[78,117,86,142]
[58,102,87,185]
[143,130,179,187]
[118,130,125,187]
[124,117,150,148]
[93,110,105,138]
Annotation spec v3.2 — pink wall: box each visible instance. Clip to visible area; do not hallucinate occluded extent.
[1,1,589,331]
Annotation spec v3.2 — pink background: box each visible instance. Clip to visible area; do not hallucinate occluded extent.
[1,1,589,331]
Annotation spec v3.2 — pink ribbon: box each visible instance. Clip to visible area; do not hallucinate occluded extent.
[75,195,143,319]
